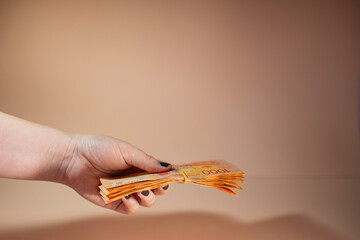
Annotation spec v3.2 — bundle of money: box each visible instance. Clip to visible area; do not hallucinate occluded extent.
[99,160,244,204]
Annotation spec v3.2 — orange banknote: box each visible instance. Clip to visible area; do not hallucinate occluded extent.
[99,160,244,204]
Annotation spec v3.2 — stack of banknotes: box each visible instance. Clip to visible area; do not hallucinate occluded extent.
[99,160,244,204]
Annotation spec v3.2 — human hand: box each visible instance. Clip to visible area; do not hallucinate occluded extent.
[0,113,171,214]
[57,134,172,214]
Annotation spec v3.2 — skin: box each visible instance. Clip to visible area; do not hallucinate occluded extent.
[0,112,171,214]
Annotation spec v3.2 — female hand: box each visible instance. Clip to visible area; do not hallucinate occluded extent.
[59,134,172,214]
[0,112,171,215]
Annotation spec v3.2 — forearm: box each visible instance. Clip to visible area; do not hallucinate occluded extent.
[0,112,73,182]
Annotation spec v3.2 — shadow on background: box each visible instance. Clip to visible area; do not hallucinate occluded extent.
[0,212,347,240]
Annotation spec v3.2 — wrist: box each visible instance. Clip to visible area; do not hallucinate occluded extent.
[47,132,79,185]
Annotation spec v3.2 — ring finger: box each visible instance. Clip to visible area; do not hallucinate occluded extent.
[136,190,156,207]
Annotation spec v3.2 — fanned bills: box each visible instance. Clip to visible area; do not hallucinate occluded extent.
[99,160,244,204]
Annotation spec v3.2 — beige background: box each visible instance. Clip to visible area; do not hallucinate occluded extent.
[0,0,359,239]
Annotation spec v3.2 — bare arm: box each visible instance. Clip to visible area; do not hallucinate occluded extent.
[0,112,172,214]
[0,112,72,182]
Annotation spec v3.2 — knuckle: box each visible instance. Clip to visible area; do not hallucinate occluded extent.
[142,196,155,207]
[142,201,153,208]
[156,189,167,195]
[144,154,154,162]
[107,200,122,211]
[126,203,140,214]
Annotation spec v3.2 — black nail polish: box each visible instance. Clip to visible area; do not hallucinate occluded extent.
[160,162,170,167]
[162,184,169,190]
[125,195,131,199]
[141,190,150,196]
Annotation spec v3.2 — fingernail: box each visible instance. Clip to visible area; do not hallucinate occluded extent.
[162,184,169,190]
[125,195,131,199]
[141,190,150,196]
[160,161,171,167]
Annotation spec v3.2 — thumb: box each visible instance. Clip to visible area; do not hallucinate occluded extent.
[122,143,172,173]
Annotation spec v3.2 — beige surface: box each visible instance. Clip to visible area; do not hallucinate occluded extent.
[0,177,359,239]
[0,212,351,240]
[0,0,359,240]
